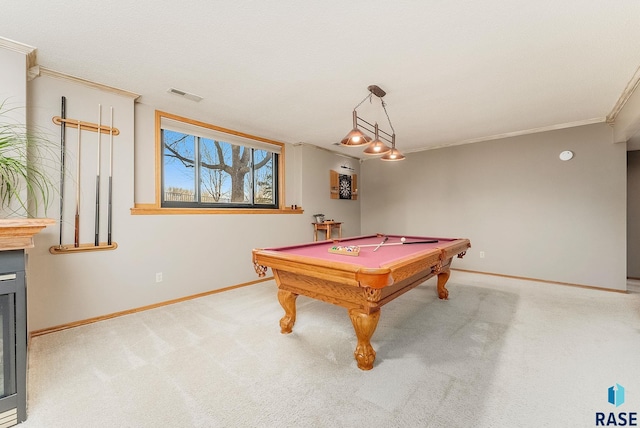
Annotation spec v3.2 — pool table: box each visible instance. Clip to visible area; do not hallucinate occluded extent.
[252,234,471,370]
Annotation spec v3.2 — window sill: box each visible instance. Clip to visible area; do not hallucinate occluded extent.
[130,204,304,215]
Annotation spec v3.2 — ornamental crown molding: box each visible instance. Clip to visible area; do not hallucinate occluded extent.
[39,68,140,100]
[0,36,37,69]
[606,64,640,125]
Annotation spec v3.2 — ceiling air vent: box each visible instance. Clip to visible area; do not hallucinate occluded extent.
[167,88,203,102]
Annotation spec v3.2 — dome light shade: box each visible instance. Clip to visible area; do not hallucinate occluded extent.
[363,124,391,155]
[380,147,405,161]
[363,139,391,154]
[340,128,372,146]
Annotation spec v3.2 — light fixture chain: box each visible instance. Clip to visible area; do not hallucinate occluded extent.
[381,100,396,135]
[353,93,372,110]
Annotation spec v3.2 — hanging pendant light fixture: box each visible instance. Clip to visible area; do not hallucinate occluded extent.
[340,85,404,161]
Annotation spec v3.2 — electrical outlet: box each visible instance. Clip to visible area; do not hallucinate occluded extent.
[479,251,485,259]
[155,272,163,283]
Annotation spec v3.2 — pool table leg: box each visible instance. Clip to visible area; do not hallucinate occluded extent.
[437,269,451,300]
[278,289,298,334]
[348,308,381,370]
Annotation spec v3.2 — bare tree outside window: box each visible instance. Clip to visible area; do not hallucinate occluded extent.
[254,149,274,204]
[162,127,278,208]
[200,139,229,202]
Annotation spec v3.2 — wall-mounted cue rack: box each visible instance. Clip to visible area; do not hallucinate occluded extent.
[52,116,121,136]
[49,98,119,255]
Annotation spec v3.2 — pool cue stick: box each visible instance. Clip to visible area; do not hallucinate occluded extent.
[373,236,388,252]
[74,120,81,248]
[58,96,66,247]
[107,107,113,245]
[359,240,439,248]
[94,104,101,246]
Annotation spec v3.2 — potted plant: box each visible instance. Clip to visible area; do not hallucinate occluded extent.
[0,101,56,217]
[313,213,325,223]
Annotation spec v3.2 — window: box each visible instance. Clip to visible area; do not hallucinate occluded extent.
[157,111,282,210]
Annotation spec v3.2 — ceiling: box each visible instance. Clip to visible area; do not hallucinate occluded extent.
[4,1,640,158]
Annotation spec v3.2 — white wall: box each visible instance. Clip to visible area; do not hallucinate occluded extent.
[619,77,640,278]
[21,72,363,331]
[0,46,27,105]
[295,144,361,238]
[628,150,640,278]
[361,123,627,290]
[26,76,312,331]
[0,47,26,108]
[0,44,29,216]
[21,67,629,332]
[11,38,634,329]
[26,73,138,330]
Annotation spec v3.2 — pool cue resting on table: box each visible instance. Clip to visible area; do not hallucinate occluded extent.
[327,237,440,256]
[360,238,439,248]
[373,236,389,252]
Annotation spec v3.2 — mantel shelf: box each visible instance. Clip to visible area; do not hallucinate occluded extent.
[0,218,56,251]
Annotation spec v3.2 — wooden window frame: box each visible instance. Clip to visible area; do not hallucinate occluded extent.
[131,110,295,215]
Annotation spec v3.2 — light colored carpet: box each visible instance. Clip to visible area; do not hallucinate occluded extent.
[19,272,640,427]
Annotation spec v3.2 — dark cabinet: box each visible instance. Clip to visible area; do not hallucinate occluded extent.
[0,250,27,426]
